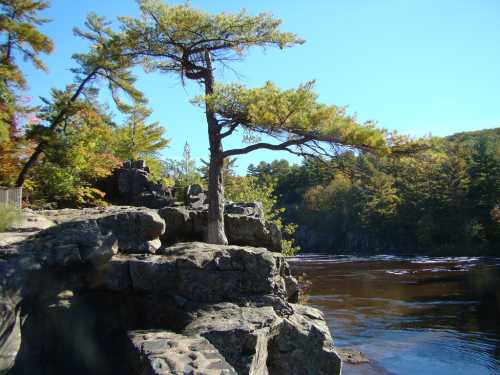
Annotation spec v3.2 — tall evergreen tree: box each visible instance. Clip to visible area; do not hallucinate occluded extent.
[0,0,53,140]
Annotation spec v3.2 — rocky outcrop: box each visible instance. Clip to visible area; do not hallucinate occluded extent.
[102,160,174,209]
[159,204,283,252]
[0,208,340,375]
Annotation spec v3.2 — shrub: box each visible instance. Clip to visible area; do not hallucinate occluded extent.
[0,205,22,231]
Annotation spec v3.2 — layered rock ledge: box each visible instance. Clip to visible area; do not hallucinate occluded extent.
[0,207,341,375]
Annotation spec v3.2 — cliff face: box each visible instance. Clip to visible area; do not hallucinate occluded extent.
[0,207,341,375]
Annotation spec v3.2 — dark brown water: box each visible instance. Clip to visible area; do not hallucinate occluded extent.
[289,254,500,375]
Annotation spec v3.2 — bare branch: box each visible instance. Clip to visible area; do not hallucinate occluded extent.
[223,137,309,157]
[220,123,239,138]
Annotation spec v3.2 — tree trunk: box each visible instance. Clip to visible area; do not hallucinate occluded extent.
[15,142,45,187]
[15,69,98,187]
[204,51,228,244]
[207,150,227,244]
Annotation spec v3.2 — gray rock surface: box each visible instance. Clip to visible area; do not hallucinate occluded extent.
[267,304,342,375]
[185,184,207,209]
[89,242,288,304]
[128,330,237,375]
[183,303,341,375]
[104,160,174,208]
[159,205,282,252]
[37,206,165,255]
[0,207,340,375]
[0,257,23,372]
[184,303,279,374]
[0,211,55,247]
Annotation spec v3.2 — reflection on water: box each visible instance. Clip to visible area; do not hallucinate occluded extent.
[289,254,500,375]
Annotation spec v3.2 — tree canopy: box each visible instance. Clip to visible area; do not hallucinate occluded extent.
[119,0,303,81]
[199,81,393,158]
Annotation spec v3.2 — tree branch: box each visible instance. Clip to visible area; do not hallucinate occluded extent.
[220,123,239,138]
[222,137,309,157]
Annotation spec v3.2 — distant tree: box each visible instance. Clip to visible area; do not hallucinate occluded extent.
[120,1,402,244]
[0,0,53,140]
[114,104,169,161]
[164,142,205,197]
[16,13,144,187]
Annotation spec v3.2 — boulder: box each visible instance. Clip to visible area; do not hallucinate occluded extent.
[96,208,165,253]
[184,303,279,374]
[158,205,283,252]
[267,304,342,375]
[90,242,289,304]
[185,184,208,209]
[35,207,165,256]
[224,202,263,217]
[103,160,174,209]
[184,303,342,375]
[224,214,282,252]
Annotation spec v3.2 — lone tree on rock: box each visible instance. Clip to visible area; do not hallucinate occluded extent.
[120,0,406,245]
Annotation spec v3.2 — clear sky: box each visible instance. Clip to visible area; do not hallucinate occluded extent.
[20,0,500,174]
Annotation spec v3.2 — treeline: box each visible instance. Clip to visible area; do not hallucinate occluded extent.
[248,128,500,255]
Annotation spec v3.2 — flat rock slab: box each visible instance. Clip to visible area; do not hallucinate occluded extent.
[129,330,237,375]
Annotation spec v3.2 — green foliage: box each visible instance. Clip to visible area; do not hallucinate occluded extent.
[0,204,21,231]
[0,0,53,141]
[27,102,120,207]
[16,12,148,188]
[202,81,390,154]
[120,0,303,80]
[114,104,169,161]
[72,13,144,107]
[0,0,53,88]
[252,128,500,255]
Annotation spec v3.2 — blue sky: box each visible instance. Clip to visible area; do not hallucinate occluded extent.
[20,0,500,174]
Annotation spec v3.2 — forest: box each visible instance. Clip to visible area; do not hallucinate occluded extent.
[248,128,500,255]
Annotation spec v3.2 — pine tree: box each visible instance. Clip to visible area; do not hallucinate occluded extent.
[114,104,169,161]
[118,1,407,244]
[0,0,53,140]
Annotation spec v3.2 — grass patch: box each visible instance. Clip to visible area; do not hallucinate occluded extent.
[0,205,22,232]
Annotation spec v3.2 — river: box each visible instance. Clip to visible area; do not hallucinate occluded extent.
[288,254,500,375]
